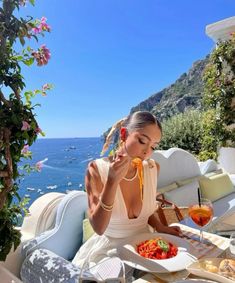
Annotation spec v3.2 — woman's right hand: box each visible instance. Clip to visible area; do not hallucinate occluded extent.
[108,150,131,184]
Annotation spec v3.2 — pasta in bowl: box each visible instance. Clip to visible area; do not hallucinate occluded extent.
[120,232,196,273]
[137,237,178,260]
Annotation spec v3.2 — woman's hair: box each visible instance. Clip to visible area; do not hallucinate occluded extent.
[101,111,161,155]
[123,111,162,133]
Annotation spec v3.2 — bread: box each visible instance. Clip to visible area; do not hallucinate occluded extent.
[219,259,235,280]
[200,260,218,273]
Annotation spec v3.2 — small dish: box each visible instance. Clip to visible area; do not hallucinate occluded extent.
[187,258,234,283]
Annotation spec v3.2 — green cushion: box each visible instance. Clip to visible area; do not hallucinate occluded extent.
[82,218,94,243]
[176,176,200,186]
[158,182,178,194]
[199,173,235,202]
[204,169,223,178]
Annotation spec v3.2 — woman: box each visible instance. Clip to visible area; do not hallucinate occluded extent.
[73,111,181,273]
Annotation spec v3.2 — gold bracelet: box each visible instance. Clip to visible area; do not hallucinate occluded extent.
[99,196,113,212]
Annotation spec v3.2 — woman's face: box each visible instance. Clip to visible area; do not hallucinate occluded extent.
[124,124,161,160]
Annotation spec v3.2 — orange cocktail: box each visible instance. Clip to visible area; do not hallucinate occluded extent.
[188,198,213,244]
[188,204,213,227]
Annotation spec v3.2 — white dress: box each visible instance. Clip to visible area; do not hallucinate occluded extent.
[72,158,157,267]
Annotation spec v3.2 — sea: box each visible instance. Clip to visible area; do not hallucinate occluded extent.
[18,137,104,206]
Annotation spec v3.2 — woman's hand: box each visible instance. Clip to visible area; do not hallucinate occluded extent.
[107,150,131,184]
[159,225,183,237]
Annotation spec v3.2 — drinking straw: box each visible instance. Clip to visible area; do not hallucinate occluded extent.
[198,187,201,206]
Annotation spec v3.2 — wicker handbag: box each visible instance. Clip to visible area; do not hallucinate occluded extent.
[156,194,189,226]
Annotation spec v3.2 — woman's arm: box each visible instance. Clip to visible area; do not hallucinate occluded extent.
[148,213,182,237]
[85,161,117,235]
[86,154,131,235]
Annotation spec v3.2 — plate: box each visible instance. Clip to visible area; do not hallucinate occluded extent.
[119,232,196,273]
[187,258,235,283]
[175,280,216,283]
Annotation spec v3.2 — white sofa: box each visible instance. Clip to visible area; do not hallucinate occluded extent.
[17,148,235,282]
[151,148,235,229]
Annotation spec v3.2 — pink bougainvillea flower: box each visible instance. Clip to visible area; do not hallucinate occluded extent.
[41,83,52,96]
[21,144,29,154]
[21,121,30,131]
[35,127,43,135]
[40,17,51,32]
[32,27,41,34]
[42,83,50,91]
[32,17,51,34]
[32,45,51,66]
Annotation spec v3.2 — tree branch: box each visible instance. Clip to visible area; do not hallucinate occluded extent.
[12,87,21,101]
[0,89,10,107]
[0,128,13,210]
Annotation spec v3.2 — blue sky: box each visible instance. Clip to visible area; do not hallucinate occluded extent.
[19,0,235,138]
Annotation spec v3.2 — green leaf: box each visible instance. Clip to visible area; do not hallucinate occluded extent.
[157,239,169,252]
[23,57,34,66]
[29,0,35,5]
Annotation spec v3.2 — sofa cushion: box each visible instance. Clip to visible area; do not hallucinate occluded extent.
[229,174,235,186]
[176,176,200,186]
[199,159,218,175]
[164,180,199,207]
[204,169,223,178]
[212,192,235,220]
[20,249,85,283]
[158,182,178,194]
[82,218,94,243]
[199,173,235,202]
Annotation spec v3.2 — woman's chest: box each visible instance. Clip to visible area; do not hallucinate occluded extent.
[119,180,143,219]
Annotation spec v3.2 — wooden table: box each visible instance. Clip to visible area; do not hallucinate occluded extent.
[132,223,231,283]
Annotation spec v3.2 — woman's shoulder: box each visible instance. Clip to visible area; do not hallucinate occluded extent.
[94,157,110,166]
[86,158,109,182]
[88,157,110,178]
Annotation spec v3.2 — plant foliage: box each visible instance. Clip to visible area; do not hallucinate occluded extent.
[158,109,202,155]
[200,33,235,160]
[0,0,52,260]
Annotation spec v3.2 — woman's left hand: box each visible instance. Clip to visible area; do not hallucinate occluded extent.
[159,225,183,237]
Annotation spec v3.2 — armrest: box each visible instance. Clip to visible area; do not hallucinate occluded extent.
[21,191,88,261]
[21,192,65,241]
[20,248,91,283]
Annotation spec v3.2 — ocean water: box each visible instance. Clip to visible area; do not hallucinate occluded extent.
[19,137,103,206]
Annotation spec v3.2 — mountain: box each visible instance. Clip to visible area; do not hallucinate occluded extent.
[130,55,210,121]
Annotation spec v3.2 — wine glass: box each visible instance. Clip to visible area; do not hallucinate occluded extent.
[229,232,235,258]
[188,198,213,244]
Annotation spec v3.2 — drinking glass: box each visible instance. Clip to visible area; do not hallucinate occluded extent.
[188,198,213,244]
[229,232,235,258]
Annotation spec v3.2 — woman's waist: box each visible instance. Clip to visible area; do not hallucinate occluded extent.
[104,221,149,238]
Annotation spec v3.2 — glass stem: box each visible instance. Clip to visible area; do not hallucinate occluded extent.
[200,229,203,243]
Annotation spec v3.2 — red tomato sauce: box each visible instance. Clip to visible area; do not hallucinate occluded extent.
[137,237,178,260]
